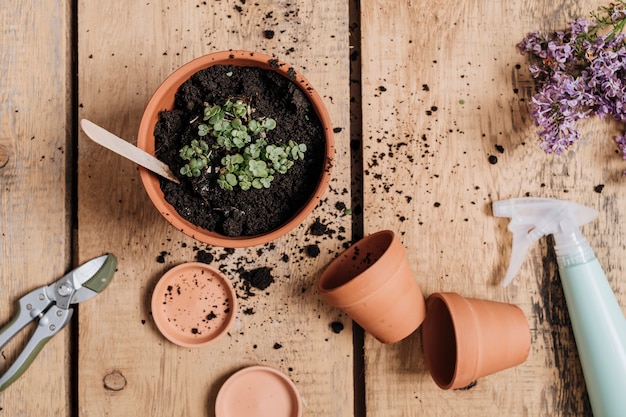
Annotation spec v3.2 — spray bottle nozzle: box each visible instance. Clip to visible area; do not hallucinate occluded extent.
[493,197,598,287]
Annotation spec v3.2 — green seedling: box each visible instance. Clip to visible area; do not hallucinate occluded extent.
[179,139,211,177]
[181,98,307,190]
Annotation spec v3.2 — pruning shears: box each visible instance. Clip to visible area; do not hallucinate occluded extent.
[0,254,117,391]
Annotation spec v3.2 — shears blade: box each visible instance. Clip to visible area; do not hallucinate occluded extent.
[63,254,117,304]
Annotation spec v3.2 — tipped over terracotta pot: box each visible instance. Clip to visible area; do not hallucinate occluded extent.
[137,50,334,248]
[421,292,530,389]
[317,230,426,344]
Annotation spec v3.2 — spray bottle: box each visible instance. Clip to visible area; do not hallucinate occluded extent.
[493,197,626,417]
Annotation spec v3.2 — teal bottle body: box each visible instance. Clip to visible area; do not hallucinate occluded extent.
[558,258,626,417]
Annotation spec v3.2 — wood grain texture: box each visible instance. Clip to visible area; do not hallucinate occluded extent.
[361,0,625,416]
[77,1,350,416]
[0,0,72,415]
[6,0,625,415]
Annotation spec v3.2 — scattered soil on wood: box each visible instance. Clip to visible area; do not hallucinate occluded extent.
[240,266,275,294]
[154,63,325,237]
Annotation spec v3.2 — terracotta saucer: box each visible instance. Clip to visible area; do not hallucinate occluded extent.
[215,366,302,417]
[151,262,236,347]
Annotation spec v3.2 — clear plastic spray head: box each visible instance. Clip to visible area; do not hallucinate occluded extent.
[492,197,598,286]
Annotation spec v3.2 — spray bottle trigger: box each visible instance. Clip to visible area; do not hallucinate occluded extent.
[494,197,599,286]
[501,221,543,287]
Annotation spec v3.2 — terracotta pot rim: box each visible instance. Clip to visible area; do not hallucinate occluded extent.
[424,293,477,389]
[137,50,335,247]
[319,265,408,309]
[317,230,402,297]
[429,292,475,322]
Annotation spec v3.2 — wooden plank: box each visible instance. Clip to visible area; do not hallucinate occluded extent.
[361,0,624,415]
[0,0,72,415]
[77,1,351,416]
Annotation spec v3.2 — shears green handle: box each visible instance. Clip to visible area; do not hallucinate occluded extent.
[0,303,72,391]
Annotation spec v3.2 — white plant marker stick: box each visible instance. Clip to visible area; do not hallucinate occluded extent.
[80,119,180,184]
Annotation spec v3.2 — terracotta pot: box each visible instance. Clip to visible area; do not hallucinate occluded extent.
[317,230,426,344]
[137,50,334,247]
[421,292,530,390]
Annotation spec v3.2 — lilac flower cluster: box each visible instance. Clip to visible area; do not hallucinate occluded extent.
[518,2,626,159]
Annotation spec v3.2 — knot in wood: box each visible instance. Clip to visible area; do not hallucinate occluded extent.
[103,370,127,391]
[0,145,9,168]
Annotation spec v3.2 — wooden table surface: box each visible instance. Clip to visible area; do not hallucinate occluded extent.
[1,0,624,415]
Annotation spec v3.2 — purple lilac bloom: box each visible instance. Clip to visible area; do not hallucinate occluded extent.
[584,42,626,121]
[518,31,547,58]
[570,18,592,37]
[611,6,626,21]
[530,73,593,154]
[520,3,626,161]
[519,24,585,82]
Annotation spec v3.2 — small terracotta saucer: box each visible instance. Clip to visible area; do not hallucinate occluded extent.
[151,262,236,347]
[215,366,302,417]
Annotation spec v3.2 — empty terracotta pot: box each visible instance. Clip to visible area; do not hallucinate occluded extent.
[421,292,530,390]
[317,230,426,344]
